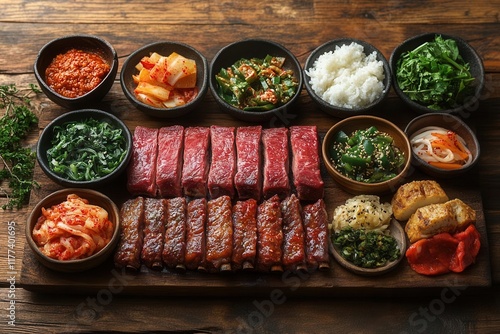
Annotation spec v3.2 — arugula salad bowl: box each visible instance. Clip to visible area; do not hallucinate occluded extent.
[390,33,484,116]
[209,38,303,123]
[37,109,132,188]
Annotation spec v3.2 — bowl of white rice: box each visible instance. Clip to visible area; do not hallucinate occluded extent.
[304,38,391,118]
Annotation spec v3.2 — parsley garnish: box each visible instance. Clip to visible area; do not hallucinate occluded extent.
[396,35,475,110]
[0,84,41,210]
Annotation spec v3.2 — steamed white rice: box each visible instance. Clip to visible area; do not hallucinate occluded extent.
[306,42,385,109]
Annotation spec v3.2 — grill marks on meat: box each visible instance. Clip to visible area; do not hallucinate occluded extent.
[185,198,207,271]
[262,128,290,199]
[127,127,159,196]
[289,126,324,201]
[256,195,284,272]
[232,198,258,271]
[182,127,211,198]
[115,195,331,273]
[162,197,187,271]
[280,194,307,272]
[234,126,262,200]
[141,198,167,270]
[302,199,330,271]
[206,196,233,272]
[156,126,184,198]
[208,126,236,198]
[114,197,145,272]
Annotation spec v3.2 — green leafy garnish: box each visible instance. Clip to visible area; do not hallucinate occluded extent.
[0,84,41,210]
[333,227,400,269]
[396,35,475,110]
[47,118,128,181]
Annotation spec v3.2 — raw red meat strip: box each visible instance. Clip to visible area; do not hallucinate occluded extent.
[127,126,159,196]
[262,127,290,199]
[231,198,258,271]
[156,125,184,198]
[234,126,262,200]
[256,194,283,272]
[280,194,307,272]
[208,125,236,198]
[141,198,167,270]
[185,198,207,271]
[162,197,187,271]
[289,125,324,201]
[182,127,210,197]
[114,197,145,272]
[302,199,330,271]
[206,195,233,272]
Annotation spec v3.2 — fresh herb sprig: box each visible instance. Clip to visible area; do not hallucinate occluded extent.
[396,35,475,110]
[0,83,41,210]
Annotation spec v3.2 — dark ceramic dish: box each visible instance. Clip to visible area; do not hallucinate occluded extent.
[26,188,120,272]
[405,112,480,178]
[37,109,132,188]
[322,115,412,195]
[34,34,118,109]
[304,38,391,119]
[209,39,303,123]
[120,41,208,118]
[390,33,485,116]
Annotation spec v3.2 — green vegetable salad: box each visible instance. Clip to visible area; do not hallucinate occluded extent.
[333,227,400,269]
[329,126,405,183]
[396,35,475,110]
[47,118,128,181]
[215,54,299,111]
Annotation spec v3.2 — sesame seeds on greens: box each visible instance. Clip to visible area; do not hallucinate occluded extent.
[329,126,405,183]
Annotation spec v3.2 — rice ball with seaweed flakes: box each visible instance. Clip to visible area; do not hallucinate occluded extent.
[306,42,385,109]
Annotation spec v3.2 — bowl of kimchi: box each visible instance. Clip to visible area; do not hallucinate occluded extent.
[405,113,480,178]
[26,188,120,272]
[120,41,209,118]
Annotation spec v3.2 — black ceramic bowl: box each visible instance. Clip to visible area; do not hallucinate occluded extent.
[390,33,485,116]
[209,39,303,123]
[304,38,391,119]
[120,41,208,118]
[405,113,480,178]
[37,109,132,188]
[34,34,118,109]
[26,188,120,272]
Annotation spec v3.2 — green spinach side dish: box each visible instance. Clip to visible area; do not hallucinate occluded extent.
[47,118,128,181]
[215,54,298,111]
[329,126,405,183]
[396,35,475,110]
[333,227,401,269]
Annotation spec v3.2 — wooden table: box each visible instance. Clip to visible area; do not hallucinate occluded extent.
[1,1,499,332]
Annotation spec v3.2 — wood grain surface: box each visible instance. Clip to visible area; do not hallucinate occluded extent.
[1,0,500,333]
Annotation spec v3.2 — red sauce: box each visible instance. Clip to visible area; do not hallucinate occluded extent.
[45,48,110,98]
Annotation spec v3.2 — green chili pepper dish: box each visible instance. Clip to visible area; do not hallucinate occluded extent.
[329,126,405,183]
[215,54,299,111]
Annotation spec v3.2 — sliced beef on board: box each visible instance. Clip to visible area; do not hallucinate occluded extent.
[185,198,207,271]
[280,194,307,272]
[156,125,184,198]
[234,125,262,200]
[208,125,236,199]
[206,195,233,272]
[256,194,284,272]
[262,127,290,200]
[114,196,145,272]
[302,198,330,271]
[182,127,211,198]
[127,126,159,197]
[231,198,258,271]
[141,198,167,270]
[289,125,324,201]
[162,197,187,271]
